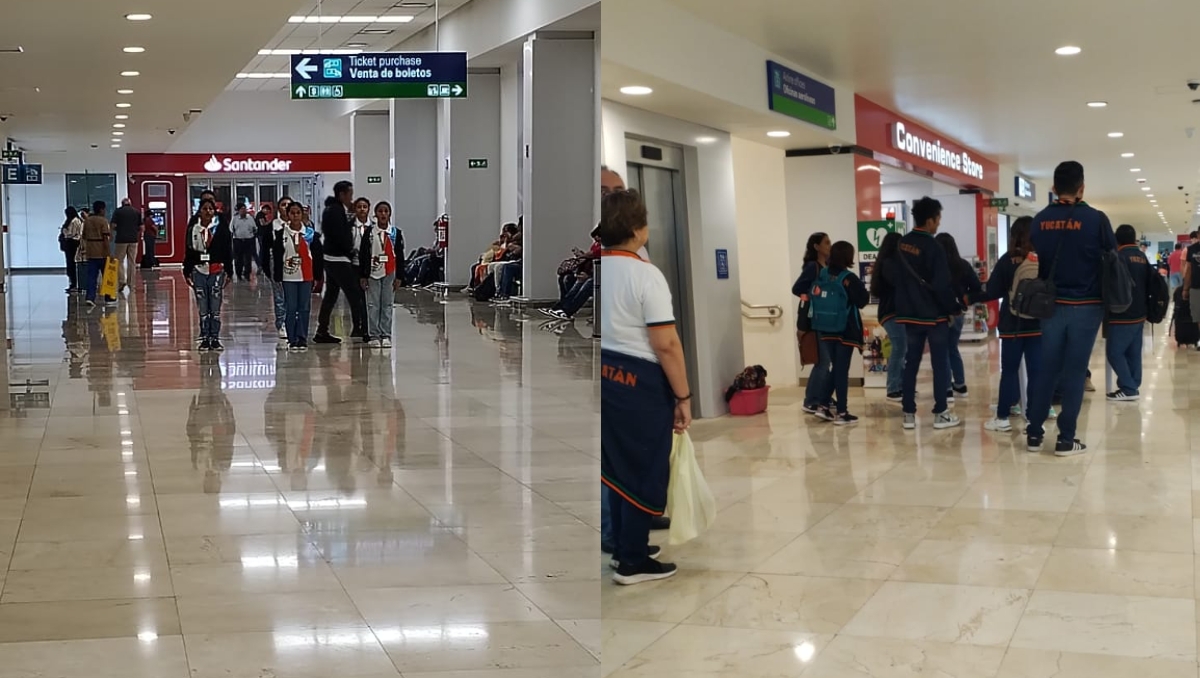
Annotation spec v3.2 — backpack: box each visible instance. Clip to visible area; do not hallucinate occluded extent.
[1101,246,1134,315]
[1146,267,1170,324]
[1008,253,1040,319]
[809,268,852,333]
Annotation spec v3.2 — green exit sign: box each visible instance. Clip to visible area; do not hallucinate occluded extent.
[988,198,1009,208]
[1,150,20,162]
[367,176,382,184]
[468,158,489,170]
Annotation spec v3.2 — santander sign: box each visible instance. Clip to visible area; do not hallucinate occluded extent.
[203,154,294,173]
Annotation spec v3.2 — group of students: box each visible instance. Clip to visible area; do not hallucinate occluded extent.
[181,181,403,352]
[794,160,1160,456]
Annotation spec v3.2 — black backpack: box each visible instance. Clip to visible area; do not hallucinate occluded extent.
[1100,245,1134,315]
[1146,268,1170,324]
[1012,243,1059,320]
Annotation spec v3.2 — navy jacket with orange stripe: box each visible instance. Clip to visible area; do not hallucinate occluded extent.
[1029,200,1117,304]
[1111,244,1152,323]
[894,229,957,325]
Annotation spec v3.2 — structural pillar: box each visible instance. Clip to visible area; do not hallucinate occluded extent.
[442,71,503,286]
[350,111,390,204]
[519,32,597,301]
[388,99,439,247]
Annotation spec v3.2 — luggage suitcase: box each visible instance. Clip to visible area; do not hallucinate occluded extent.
[1173,287,1199,346]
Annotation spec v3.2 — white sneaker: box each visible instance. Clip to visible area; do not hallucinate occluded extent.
[984,418,1012,432]
[277,327,288,339]
[370,339,383,348]
[933,412,962,430]
[381,338,392,349]
[903,413,916,430]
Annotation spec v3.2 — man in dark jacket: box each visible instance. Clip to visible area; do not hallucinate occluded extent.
[896,197,960,431]
[1105,224,1151,402]
[313,181,366,344]
[1024,161,1116,457]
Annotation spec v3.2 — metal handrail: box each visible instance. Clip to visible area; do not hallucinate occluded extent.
[741,299,783,325]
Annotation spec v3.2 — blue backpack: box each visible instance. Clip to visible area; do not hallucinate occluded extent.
[809,268,853,333]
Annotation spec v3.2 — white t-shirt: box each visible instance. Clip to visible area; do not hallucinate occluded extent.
[281,229,307,282]
[599,250,674,363]
[190,222,217,275]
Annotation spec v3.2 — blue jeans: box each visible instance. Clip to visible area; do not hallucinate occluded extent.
[600,484,612,548]
[804,337,833,409]
[902,322,950,415]
[192,271,225,339]
[1027,304,1103,442]
[497,262,521,298]
[820,339,854,414]
[365,274,396,340]
[997,335,1042,419]
[272,281,286,330]
[882,318,906,394]
[1106,322,1144,395]
[1170,272,1183,294]
[945,315,966,388]
[85,258,105,302]
[558,277,593,317]
[283,281,313,345]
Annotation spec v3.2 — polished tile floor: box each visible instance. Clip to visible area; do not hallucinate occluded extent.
[0,271,599,678]
[603,329,1200,677]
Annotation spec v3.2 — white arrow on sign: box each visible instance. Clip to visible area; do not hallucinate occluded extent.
[295,57,318,80]
[294,85,307,98]
[452,84,463,96]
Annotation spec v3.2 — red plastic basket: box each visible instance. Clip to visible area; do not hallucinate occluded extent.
[729,386,770,416]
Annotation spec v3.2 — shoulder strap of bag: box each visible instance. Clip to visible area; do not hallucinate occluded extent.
[899,243,933,290]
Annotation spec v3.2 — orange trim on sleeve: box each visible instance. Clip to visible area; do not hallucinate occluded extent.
[602,249,645,261]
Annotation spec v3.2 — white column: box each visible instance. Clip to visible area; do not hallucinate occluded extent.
[350,112,390,203]
[443,72,503,287]
[388,99,439,247]
[519,33,597,301]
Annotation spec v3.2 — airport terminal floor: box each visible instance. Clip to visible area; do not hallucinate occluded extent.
[603,333,1200,677]
[0,271,599,677]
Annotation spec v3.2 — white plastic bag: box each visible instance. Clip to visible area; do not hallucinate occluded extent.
[666,432,717,545]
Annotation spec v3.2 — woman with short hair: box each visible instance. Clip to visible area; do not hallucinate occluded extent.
[599,189,690,586]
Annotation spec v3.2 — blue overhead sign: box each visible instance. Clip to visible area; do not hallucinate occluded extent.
[766,61,837,130]
[1,163,41,185]
[290,52,468,100]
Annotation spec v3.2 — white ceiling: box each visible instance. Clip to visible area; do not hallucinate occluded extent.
[618,0,1200,233]
[0,0,301,153]
[232,0,471,92]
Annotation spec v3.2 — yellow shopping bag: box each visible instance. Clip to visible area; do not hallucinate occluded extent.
[666,432,717,545]
[99,257,119,299]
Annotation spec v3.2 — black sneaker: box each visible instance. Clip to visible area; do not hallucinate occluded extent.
[210,339,225,352]
[197,338,211,352]
[813,406,835,422]
[885,392,902,403]
[952,384,968,397]
[1026,435,1044,453]
[649,515,670,531]
[1055,439,1087,457]
[312,333,342,345]
[1106,390,1140,402]
[610,545,662,570]
[832,412,859,426]
[801,403,819,415]
[613,558,678,585]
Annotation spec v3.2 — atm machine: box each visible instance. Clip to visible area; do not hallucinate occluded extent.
[140,181,176,262]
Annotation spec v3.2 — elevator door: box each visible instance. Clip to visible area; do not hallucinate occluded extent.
[625,143,697,410]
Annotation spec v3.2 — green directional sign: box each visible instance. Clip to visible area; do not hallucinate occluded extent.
[988,198,1009,208]
[467,158,489,169]
[1,149,21,162]
[367,176,383,184]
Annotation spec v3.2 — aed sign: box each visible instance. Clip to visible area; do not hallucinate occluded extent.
[891,123,984,181]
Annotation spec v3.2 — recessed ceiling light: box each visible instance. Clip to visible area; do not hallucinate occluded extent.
[1121,152,1135,158]
[234,72,291,79]
[1147,194,1155,197]
[1130,168,1141,172]
[113,123,125,128]
[767,130,791,138]
[125,13,152,21]
[1055,45,1082,56]
[1107,132,1124,138]
[116,102,132,108]
[289,14,413,23]
[120,71,139,77]
[357,29,393,35]
[376,15,415,22]
[112,131,124,136]
[346,42,369,48]
[116,89,133,95]
[111,143,121,148]
[1086,101,1107,108]
[123,46,145,53]
[695,136,717,144]
[115,114,129,120]
[1141,187,1151,191]
[1137,179,1147,183]
[619,86,653,96]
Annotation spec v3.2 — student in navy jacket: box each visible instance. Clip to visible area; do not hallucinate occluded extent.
[869,232,905,400]
[791,232,833,415]
[895,197,961,431]
[1106,224,1152,402]
[935,233,983,401]
[814,241,870,425]
[1024,161,1117,457]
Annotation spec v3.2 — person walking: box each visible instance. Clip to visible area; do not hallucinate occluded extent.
[360,201,401,348]
[313,181,367,345]
[935,233,983,402]
[183,199,233,351]
[792,232,833,416]
[983,217,1044,432]
[1106,224,1152,402]
[1025,161,1116,456]
[230,203,258,282]
[82,201,114,309]
[110,198,142,294]
[262,197,292,342]
[869,232,905,401]
[599,188,689,585]
[896,197,961,431]
[273,201,315,351]
[811,241,869,425]
[60,207,83,292]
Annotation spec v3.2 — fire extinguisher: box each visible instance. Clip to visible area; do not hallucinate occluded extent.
[434,214,449,249]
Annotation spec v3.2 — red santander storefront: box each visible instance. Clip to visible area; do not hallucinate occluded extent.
[126,152,351,265]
